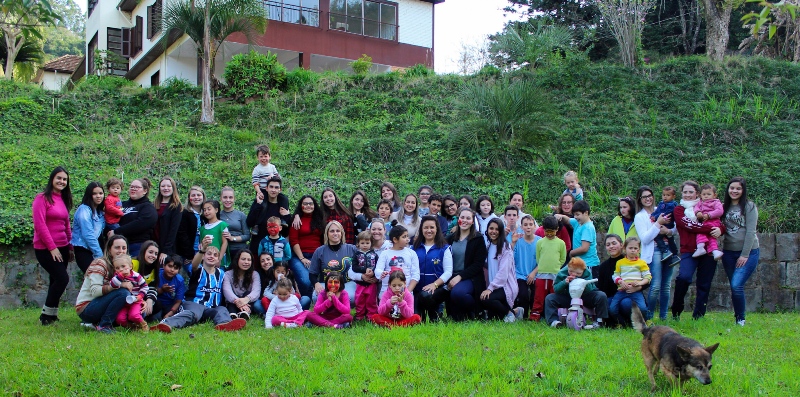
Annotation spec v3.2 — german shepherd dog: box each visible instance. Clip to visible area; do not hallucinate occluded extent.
[631,304,719,391]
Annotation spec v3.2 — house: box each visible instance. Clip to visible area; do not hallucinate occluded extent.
[85,0,444,88]
[32,55,83,90]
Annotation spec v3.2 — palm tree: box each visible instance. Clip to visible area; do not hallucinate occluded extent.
[160,0,267,124]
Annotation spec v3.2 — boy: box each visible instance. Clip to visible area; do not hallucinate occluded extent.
[155,255,186,321]
[428,193,449,233]
[104,178,124,231]
[258,216,292,264]
[531,216,566,321]
[502,205,524,236]
[349,231,379,320]
[557,200,600,278]
[650,186,681,267]
[252,145,281,202]
[545,257,608,329]
[511,215,540,319]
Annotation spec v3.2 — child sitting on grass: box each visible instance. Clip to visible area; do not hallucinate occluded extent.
[109,255,149,331]
[265,278,308,328]
[155,255,185,321]
[609,237,651,326]
[370,269,421,328]
[306,271,353,328]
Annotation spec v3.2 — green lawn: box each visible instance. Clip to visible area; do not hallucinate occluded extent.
[1,308,797,396]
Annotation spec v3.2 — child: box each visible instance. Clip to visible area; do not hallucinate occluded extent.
[532,216,567,321]
[306,271,353,328]
[370,269,422,328]
[200,200,229,268]
[255,252,274,292]
[375,225,420,296]
[376,199,394,237]
[265,278,308,328]
[481,219,522,322]
[349,231,379,320]
[650,186,681,266]
[427,193,450,234]
[609,237,652,326]
[546,257,608,329]
[104,178,124,231]
[475,195,498,235]
[155,255,186,321]
[692,184,724,260]
[502,205,524,236]
[258,216,292,264]
[260,262,309,312]
[252,145,280,202]
[109,255,149,330]
[562,170,583,201]
[417,185,433,216]
[511,215,540,319]
[557,200,600,278]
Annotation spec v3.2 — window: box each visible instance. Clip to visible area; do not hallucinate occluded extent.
[264,0,320,27]
[329,0,397,40]
[106,28,129,76]
[148,0,163,39]
[131,16,143,56]
[88,0,99,17]
[151,71,160,87]
[87,33,98,75]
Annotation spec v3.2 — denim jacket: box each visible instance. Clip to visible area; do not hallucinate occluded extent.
[71,204,105,258]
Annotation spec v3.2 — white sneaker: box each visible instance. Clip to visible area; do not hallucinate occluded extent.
[286,323,298,328]
[513,307,524,321]
[692,246,707,257]
[712,250,723,260]
[80,322,95,329]
[503,312,516,323]
[550,320,562,328]
[584,322,602,330]
[737,319,746,326]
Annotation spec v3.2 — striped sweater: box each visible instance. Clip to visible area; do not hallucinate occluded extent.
[612,257,652,289]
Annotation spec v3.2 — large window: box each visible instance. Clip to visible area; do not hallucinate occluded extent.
[264,0,320,27]
[88,0,99,17]
[106,28,129,76]
[148,0,163,39]
[329,0,397,40]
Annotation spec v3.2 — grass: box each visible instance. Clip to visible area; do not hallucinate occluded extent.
[1,308,798,396]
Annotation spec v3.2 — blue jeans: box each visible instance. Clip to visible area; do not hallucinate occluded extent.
[671,253,717,319]
[288,253,313,299]
[721,248,759,322]
[646,249,674,320]
[78,288,131,328]
[447,279,477,321]
[610,290,647,324]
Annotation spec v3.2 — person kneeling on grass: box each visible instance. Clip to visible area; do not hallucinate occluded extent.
[370,269,421,328]
[544,257,608,329]
[151,236,246,333]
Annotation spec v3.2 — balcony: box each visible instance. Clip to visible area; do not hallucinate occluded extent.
[328,12,397,41]
[263,1,320,27]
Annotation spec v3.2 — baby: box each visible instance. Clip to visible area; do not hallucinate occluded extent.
[109,255,149,330]
[692,184,724,259]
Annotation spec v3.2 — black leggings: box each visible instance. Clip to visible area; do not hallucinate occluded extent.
[73,246,95,274]
[35,247,71,308]
[481,288,511,320]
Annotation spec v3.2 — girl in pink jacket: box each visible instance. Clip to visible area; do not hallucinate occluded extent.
[370,270,421,328]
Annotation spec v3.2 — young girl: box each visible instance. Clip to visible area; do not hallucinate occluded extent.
[417,185,433,216]
[480,219,521,322]
[610,237,651,326]
[260,262,309,312]
[370,270,422,327]
[306,271,353,328]
[442,194,459,238]
[264,278,307,328]
[389,194,421,240]
[223,249,261,320]
[200,200,229,268]
[349,190,377,234]
[380,181,401,212]
[109,254,149,331]
[375,225,420,296]
[475,195,498,235]
[376,199,394,237]
[692,184,724,259]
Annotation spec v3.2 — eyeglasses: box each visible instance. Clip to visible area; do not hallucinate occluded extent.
[130,186,143,190]
[445,203,457,208]
[640,194,653,199]
[301,202,314,206]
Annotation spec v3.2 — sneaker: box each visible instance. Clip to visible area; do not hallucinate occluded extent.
[304,322,314,328]
[550,320,562,328]
[39,314,58,326]
[661,251,673,261]
[229,312,238,320]
[95,326,115,334]
[737,319,746,326]
[135,321,149,332]
[285,323,299,328]
[692,246,707,258]
[238,312,250,321]
[80,322,96,330]
[669,255,682,267]
[712,250,723,260]
[503,312,517,323]
[529,312,541,322]
[513,307,524,321]
[151,323,172,333]
[335,322,351,329]
[583,322,602,330]
[215,318,246,332]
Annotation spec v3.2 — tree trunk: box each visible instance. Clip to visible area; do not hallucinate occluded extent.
[2,31,24,80]
[200,3,214,124]
[702,0,733,61]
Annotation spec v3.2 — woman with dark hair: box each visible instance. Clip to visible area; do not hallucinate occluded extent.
[176,186,205,272]
[223,249,261,320]
[349,190,377,234]
[132,240,161,321]
[480,218,521,321]
[458,195,475,211]
[153,176,183,265]
[596,234,641,327]
[634,185,673,321]
[446,207,488,321]
[33,166,74,325]
[535,193,573,251]
[442,194,459,238]
[608,196,638,240]
[75,235,134,333]
[320,188,356,244]
[380,181,401,212]
[413,215,452,322]
[71,181,105,274]
[671,181,724,321]
[109,177,157,257]
[720,177,760,326]
[288,195,325,298]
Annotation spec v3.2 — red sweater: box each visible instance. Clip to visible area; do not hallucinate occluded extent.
[674,206,726,254]
[32,192,72,251]
[104,194,123,224]
[288,213,323,254]
[535,225,571,250]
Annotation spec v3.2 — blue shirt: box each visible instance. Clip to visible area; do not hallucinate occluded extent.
[70,204,105,258]
[512,235,540,280]
[569,218,600,268]
[156,269,186,309]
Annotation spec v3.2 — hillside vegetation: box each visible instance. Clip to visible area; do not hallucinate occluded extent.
[1,56,799,248]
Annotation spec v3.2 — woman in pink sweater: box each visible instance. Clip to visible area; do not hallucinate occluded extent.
[32,166,74,325]
[306,271,353,328]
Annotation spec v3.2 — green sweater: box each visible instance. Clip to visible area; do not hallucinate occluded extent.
[536,237,566,275]
[553,267,597,295]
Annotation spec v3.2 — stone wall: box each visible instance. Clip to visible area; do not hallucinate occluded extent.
[2,233,799,311]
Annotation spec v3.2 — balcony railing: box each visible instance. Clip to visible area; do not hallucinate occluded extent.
[263,1,320,27]
[329,12,397,41]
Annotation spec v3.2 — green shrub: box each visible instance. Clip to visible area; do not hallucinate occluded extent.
[350,54,373,75]
[403,64,434,78]
[223,50,287,102]
[285,68,319,92]
[0,210,32,247]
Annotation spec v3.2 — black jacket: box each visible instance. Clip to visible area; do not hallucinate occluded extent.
[116,196,158,244]
[155,203,183,257]
[176,208,200,262]
[449,234,488,296]
[246,193,291,253]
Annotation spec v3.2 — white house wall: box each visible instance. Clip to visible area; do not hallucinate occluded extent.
[132,36,198,88]
[397,0,433,49]
[40,71,71,91]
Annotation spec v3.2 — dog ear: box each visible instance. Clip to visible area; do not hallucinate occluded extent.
[705,343,720,355]
[677,346,692,360]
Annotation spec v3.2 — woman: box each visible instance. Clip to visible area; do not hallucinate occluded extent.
[220,187,250,256]
[75,235,134,333]
[413,215,452,322]
[349,190,377,234]
[633,186,673,321]
[110,177,157,256]
[309,221,358,306]
[132,240,161,321]
[288,195,325,298]
[153,176,183,265]
[442,194,459,238]
[458,195,475,211]
[33,166,74,325]
[176,185,205,271]
[446,207,488,321]
[417,185,433,216]
[320,188,356,244]
[370,219,392,255]
[479,218,521,321]
[222,249,261,320]
[596,234,641,327]
[71,182,105,274]
[608,197,638,240]
[380,181,401,212]
[671,181,724,321]
[720,177,759,326]
[389,193,422,241]
[536,193,573,250]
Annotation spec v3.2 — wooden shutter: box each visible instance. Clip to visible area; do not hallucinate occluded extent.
[147,6,153,39]
[121,28,131,57]
[134,16,143,54]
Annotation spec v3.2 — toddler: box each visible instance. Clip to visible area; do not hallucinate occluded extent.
[609,237,652,326]
[370,269,421,328]
[104,178,124,231]
[650,186,681,266]
[258,216,291,263]
[252,145,281,202]
[692,184,724,259]
[349,231,379,320]
[109,254,149,330]
[306,271,353,328]
[562,170,584,201]
[264,278,307,328]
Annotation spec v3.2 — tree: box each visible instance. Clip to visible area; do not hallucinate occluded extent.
[0,30,43,81]
[595,0,658,68]
[50,0,82,35]
[701,0,746,61]
[161,0,267,124]
[488,18,576,70]
[740,0,800,61]
[0,0,61,80]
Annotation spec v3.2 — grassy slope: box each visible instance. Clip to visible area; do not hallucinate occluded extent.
[0,308,798,396]
[1,56,799,247]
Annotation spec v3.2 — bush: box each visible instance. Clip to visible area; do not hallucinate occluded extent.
[285,68,319,92]
[223,50,287,102]
[403,64,434,78]
[351,54,373,75]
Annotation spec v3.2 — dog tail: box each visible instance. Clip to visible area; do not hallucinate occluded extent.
[631,302,647,333]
